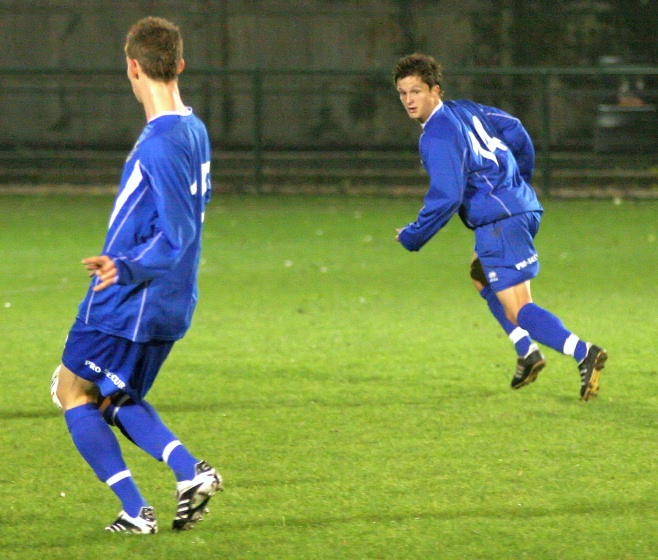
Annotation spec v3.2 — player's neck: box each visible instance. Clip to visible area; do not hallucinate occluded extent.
[420,99,443,127]
[141,81,186,122]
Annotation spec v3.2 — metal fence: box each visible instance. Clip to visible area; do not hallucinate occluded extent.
[1,65,657,195]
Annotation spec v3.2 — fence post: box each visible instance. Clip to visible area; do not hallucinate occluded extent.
[253,70,264,193]
[540,71,552,196]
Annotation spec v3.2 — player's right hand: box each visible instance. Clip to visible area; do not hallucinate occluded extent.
[82,255,118,292]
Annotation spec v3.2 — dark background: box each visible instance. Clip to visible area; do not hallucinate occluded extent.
[0,1,656,195]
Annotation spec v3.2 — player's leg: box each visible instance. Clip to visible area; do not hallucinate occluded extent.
[103,396,223,531]
[55,363,155,533]
[471,255,545,389]
[494,277,590,357]
[496,280,580,359]
[99,340,222,531]
[495,278,607,400]
[478,212,606,400]
[471,254,539,358]
[103,394,202,482]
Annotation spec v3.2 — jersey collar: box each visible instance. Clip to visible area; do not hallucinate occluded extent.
[421,100,443,129]
[148,107,193,123]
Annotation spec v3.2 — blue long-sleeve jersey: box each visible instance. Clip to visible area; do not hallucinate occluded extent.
[78,108,212,342]
[398,99,543,251]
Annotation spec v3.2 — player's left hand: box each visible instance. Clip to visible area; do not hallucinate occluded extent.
[395,227,404,241]
[82,255,118,292]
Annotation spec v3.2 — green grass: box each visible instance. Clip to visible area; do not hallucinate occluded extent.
[0,193,656,559]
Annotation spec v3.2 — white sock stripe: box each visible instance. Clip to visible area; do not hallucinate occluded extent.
[106,470,131,487]
[509,327,530,344]
[563,333,579,357]
[162,440,182,464]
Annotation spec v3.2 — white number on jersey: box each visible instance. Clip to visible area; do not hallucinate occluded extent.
[190,161,211,196]
[201,161,211,196]
[467,116,508,166]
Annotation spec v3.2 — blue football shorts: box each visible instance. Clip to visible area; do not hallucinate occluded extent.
[474,211,542,292]
[61,319,174,401]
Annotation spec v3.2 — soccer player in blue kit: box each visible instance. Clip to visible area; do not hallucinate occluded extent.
[51,17,221,533]
[393,53,607,399]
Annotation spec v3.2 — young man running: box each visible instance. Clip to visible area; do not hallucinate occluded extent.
[393,53,607,399]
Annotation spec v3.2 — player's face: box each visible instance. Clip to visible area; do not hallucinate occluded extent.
[396,75,440,124]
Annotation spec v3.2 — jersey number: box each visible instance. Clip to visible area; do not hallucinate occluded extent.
[190,161,211,196]
[467,116,507,166]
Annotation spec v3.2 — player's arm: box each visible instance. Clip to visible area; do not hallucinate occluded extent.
[484,106,535,184]
[396,136,464,251]
[109,141,198,286]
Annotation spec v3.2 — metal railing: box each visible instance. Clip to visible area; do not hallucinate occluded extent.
[1,66,657,195]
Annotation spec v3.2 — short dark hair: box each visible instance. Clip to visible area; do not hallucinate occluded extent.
[125,17,183,82]
[393,53,443,94]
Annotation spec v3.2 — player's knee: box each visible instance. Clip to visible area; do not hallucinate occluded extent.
[470,258,488,289]
[101,393,133,425]
[52,364,101,412]
[101,393,137,445]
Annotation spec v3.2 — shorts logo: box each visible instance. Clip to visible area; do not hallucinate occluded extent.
[488,271,499,283]
[515,253,538,271]
[84,360,126,390]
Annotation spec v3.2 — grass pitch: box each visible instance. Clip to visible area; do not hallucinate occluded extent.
[0,193,656,559]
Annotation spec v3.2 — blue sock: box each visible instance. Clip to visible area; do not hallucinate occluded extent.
[65,403,146,517]
[105,397,199,482]
[480,285,533,357]
[165,444,200,482]
[517,303,588,361]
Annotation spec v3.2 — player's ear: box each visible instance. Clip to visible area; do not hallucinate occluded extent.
[126,57,140,79]
[177,58,185,75]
